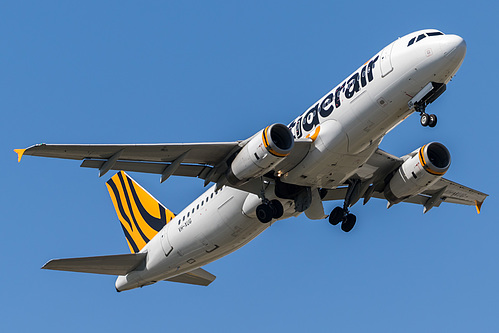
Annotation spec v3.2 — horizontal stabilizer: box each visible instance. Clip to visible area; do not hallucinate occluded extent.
[42,253,147,276]
[165,268,216,286]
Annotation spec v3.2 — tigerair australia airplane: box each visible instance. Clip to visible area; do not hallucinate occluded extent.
[16,29,488,292]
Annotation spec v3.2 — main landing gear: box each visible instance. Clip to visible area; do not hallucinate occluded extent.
[415,102,437,128]
[256,178,284,223]
[328,180,359,232]
[256,200,284,223]
[329,206,357,232]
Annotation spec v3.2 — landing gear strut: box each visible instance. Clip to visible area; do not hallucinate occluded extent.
[328,180,359,232]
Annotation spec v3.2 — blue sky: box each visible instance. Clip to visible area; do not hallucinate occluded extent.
[3,1,499,332]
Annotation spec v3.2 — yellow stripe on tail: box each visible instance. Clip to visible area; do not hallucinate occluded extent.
[106,171,175,253]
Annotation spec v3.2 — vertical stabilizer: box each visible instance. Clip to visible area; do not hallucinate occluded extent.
[106,171,175,253]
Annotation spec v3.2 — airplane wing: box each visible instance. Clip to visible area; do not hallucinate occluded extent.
[321,148,488,213]
[16,142,239,164]
[15,139,313,183]
[16,142,242,180]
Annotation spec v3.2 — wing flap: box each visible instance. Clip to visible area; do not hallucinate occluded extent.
[424,178,488,206]
[81,159,211,178]
[165,267,216,286]
[42,253,147,275]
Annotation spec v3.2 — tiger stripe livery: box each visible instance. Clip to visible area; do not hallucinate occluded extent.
[106,171,175,253]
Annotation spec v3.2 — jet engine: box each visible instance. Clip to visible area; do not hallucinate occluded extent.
[384,142,451,203]
[227,123,294,184]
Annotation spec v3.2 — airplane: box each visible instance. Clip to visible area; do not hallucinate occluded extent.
[15,29,488,291]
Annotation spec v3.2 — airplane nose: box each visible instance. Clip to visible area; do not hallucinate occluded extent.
[441,35,467,61]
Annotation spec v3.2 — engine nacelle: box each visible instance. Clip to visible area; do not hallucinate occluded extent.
[384,142,451,203]
[227,123,294,184]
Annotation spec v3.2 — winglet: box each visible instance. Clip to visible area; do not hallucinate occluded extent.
[475,200,484,214]
[14,149,26,163]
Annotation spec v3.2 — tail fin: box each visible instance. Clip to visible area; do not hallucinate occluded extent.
[106,171,175,253]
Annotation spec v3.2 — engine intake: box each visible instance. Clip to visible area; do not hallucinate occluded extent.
[227,124,294,184]
[418,142,450,175]
[384,142,451,203]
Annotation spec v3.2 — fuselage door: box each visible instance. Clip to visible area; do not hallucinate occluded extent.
[380,42,394,77]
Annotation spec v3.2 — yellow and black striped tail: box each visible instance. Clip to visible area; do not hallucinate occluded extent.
[106,171,175,253]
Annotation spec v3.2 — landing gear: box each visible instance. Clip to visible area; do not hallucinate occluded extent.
[341,214,356,233]
[328,207,344,226]
[328,206,357,232]
[415,102,437,128]
[269,199,284,219]
[428,114,437,127]
[256,199,284,223]
[328,180,359,232]
[409,82,446,128]
[256,203,273,223]
[420,112,429,126]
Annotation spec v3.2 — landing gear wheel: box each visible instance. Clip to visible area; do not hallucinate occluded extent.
[341,214,357,233]
[256,204,273,223]
[420,113,430,127]
[428,114,437,128]
[329,207,345,226]
[269,200,284,219]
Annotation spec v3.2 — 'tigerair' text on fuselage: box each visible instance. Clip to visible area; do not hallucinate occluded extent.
[289,56,379,138]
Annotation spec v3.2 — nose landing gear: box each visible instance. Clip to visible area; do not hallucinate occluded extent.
[416,103,437,128]
[409,82,446,128]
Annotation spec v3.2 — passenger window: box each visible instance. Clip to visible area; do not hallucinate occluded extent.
[187,212,190,217]
[197,204,199,210]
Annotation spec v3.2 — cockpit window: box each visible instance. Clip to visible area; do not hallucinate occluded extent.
[416,34,426,42]
[407,31,444,47]
[427,31,444,37]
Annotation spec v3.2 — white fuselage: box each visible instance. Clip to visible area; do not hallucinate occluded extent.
[116,30,467,291]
